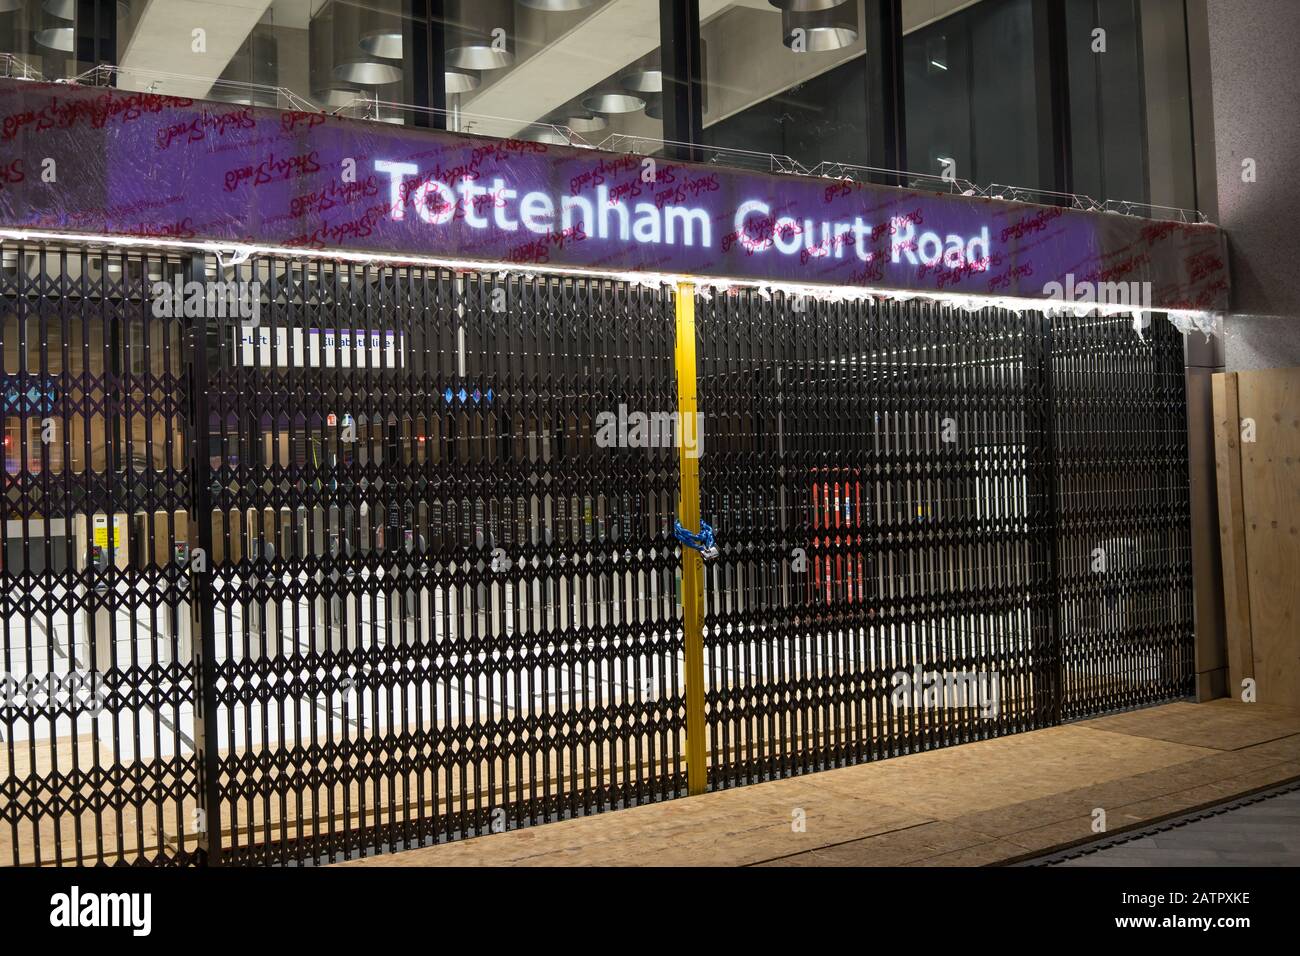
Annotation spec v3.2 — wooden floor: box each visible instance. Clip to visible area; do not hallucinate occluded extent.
[337,699,1300,867]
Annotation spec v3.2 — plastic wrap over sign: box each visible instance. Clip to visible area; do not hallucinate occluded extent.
[0,79,1229,311]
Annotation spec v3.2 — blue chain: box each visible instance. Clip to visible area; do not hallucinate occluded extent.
[673,520,719,560]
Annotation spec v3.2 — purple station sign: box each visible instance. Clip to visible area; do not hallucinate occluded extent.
[0,79,1229,312]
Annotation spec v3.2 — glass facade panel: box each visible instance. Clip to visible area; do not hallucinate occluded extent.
[1065,0,1196,207]
[1135,0,1196,210]
[0,0,81,79]
[1067,0,1146,202]
[700,0,869,169]
[436,0,663,147]
[902,0,1043,189]
[0,1,1200,201]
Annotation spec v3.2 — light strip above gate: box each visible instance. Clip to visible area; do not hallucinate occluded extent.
[0,225,1223,337]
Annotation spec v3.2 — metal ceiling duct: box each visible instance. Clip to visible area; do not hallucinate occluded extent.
[311,9,362,107]
[357,0,404,60]
[768,0,849,11]
[219,33,280,106]
[333,1,403,85]
[781,2,858,52]
[518,0,598,11]
[620,51,662,94]
[446,0,515,71]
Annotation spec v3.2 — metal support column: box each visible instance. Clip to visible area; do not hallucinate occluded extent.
[409,0,446,130]
[864,0,906,185]
[75,0,117,70]
[660,0,705,161]
[1033,0,1074,196]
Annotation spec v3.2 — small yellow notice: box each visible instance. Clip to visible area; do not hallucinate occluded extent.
[92,514,121,550]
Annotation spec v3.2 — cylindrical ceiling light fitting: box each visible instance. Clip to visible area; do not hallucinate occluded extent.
[563,110,608,133]
[311,9,363,106]
[42,0,75,19]
[333,1,403,85]
[644,95,662,121]
[35,24,74,52]
[446,0,515,71]
[318,86,367,107]
[782,2,858,52]
[518,0,598,11]
[357,0,404,59]
[582,84,645,114]
[768,0,849,11]
[445,68,480,94]
[620,51,662,94]
[525,124,573,146]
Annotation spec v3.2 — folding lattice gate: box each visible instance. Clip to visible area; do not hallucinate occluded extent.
[0,242,1194,866]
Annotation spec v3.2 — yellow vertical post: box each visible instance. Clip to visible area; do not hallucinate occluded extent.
[674,281,707,796]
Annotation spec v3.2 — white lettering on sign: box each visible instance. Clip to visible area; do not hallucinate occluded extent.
[889,220,990,269]
[734,199,990,269]
[374,162,999,276]
[375,162,713,248]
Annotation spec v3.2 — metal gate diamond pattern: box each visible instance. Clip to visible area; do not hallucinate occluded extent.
[1,241,1196,866]
[695,291,1061,787]
[190,258,684,864]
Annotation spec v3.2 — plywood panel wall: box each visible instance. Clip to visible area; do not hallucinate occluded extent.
[1215,368,1300,708]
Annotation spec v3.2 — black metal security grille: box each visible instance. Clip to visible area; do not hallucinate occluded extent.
[191,258,683,864]
[0,244,197,866]
[1050,313,1195,719]
[695,291,1060,787]
[1,240,1195,867]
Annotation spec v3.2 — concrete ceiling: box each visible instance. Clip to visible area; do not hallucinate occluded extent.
[118,0,277,99]
[902,0,988,34]
[457,0,986,140]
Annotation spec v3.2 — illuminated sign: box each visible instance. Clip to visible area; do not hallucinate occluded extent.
[0,79,1229,311]
[234,327,405,368]
[1,378,58,414]
[373,161,993,273]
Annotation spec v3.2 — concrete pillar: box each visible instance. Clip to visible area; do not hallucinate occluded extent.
[1181,0,1300,696]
